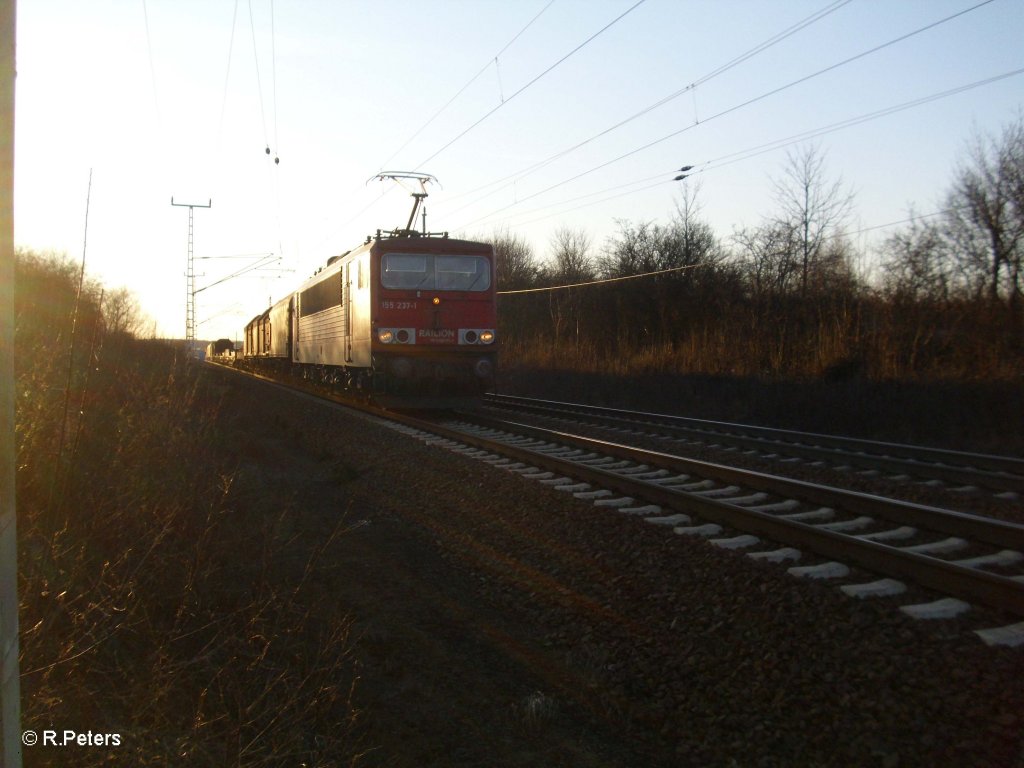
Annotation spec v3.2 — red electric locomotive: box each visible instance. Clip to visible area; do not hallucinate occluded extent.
[242,173,497,405]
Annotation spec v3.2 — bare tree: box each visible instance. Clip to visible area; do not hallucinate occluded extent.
[943,116,1024,306]
[881,211,952,302]
[665,180,720,271]
[487,228,539,291]
[547,227,594,284]
[598,219,661,278]
[542,228,595,349]
[103,287,145,337]
[770,144,855,297]
[732,222,800,302]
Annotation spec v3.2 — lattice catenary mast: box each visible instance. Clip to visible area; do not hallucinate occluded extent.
[170,197,212,343]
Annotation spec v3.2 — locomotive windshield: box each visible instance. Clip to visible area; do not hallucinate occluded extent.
[381,253,491,292]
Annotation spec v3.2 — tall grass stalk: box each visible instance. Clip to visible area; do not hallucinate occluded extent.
[16,251,363,766]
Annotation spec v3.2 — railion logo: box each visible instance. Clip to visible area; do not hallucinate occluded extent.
[417,329,454,344]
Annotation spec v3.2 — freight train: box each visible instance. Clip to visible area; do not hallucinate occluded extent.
[239,174,497,406]
[204,338,236,361]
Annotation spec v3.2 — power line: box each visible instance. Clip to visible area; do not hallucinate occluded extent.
[301,0,566,249]
[840,207,959,241]
[248,0,270,154]
[196,253,279,294]
[461,66,1024,233]
[216,0,240,156]
[298,2,557,256]
[702,67,1024,172]
[271,0,278,153]
[495,207,966,301]
[313,0,827,259]
[197,251,277,259]
[379,0,557,169]
[141,0,162,126]
[450,0,1000,231]
[415,0,650,169]
[469,173,674,232]
[692,0,852,88]
[497,263,704,295]
[442,0,854,212]
[241,0,284,264]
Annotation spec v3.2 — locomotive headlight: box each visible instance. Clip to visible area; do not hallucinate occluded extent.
[460,328,496,345]
[432,296,441,305]
[378,328,414,345]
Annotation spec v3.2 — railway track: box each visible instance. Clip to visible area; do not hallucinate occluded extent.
[212,364,1024,647]
[385,411,1024,647]
[480,394,1024,498]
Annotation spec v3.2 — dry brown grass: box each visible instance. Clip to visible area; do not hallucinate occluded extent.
[498,284,1024,384]
[15,251,363,766]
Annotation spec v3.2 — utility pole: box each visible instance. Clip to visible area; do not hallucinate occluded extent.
[170,197,211,347]
[0,0,19,764]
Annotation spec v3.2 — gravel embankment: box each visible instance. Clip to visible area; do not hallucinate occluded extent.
[476,406,1024,523]
[210,366,1024,768]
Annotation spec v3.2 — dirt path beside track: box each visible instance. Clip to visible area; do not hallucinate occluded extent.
[211,368,1024,768]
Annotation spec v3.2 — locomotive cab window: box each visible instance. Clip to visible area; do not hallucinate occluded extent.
[381,253,490,291]
[381,254,428,289]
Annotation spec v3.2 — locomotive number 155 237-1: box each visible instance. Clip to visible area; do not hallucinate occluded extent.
[381,300,418,310]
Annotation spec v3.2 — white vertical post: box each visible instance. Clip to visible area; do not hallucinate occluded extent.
[0,0,21,765]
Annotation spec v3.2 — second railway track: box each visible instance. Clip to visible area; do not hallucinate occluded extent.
[480,394,1024,498]
[388,410,1024,647]
[211,363,1024,647]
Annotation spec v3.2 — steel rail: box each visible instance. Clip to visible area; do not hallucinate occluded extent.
[458,413,1024,551]
[483,393,1024,493]
[207,364,1024,617]
[421,413,1024,617]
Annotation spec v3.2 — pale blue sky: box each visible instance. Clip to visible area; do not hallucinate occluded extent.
[14,0,1024,340]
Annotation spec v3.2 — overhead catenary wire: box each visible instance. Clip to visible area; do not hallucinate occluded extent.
[466,172,674,231]
[141,0,162,127]
[217,0,240,156]
[196,253,280,294]
[415,0,651,169]
[246,0,285,262]
[271,0,278,154]
[378,0,557,169]
[692,0,853,88]
[297,0,558,253]
[244,0,279,157]
[700,67,1024,171]
[249,0,270,154]
[497,263,705,295]
[310,0,842,258]
[197,302,247,329]
[842,207,961,240]
[442,0,855,211]
[468,66,1024,231]
[450,0,1001,232]
[299,2,560,255]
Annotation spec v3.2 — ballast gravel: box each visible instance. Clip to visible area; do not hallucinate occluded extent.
[213,368,1024,768]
